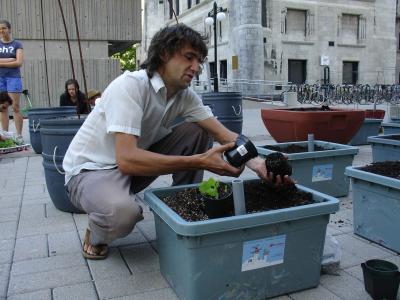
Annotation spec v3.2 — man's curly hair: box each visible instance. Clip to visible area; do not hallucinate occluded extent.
[140,24,208,78]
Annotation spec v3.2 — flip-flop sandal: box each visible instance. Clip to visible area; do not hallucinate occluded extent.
[82,229,108,260]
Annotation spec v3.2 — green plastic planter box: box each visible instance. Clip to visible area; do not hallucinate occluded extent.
[144,178,339,300]
[345,166,400,253]
[257,141,359,197]
[368,134,400,162]
[382,122,400,135]
[349,118,382,146]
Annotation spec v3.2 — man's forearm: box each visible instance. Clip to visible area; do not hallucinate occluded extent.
[117,147,204,176]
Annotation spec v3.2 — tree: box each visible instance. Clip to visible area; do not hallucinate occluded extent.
[112,46,136,72]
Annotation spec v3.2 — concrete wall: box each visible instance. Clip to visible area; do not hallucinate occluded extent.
[1,0,141,107]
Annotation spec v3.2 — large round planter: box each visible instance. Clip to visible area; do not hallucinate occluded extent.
[261,108,365,144]
[28,106,77,154]
[201,92,243,134]
[40,116,86,213]
[365,109,385,119]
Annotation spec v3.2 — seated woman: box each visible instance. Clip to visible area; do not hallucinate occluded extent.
[60,79,90,114]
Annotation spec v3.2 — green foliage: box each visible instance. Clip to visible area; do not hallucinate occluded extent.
[112,46,137,72]
[199,177,220,199]
[0,139,16,148]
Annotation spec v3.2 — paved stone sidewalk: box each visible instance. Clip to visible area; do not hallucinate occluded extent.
[0,112,399,299]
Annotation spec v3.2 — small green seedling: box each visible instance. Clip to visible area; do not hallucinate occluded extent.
[199,177,220,199]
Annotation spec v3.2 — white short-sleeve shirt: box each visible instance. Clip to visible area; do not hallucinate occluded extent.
[63,69,213,184]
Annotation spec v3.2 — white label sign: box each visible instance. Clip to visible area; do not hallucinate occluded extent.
[320,55,330,66]
[312,164,333,182]
[241,235,286,272]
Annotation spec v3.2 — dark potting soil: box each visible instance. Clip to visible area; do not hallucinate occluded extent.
[264,152,292,181]
[162,181,314,222]
[381,135,400,141]
[287,106,331,111]
[360,161,400,180]
[263,144,331,153]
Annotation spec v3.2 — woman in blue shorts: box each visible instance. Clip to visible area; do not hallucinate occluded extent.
[0,19,24,142]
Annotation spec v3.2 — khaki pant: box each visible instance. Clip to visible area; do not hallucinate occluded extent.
[67,122,211,245]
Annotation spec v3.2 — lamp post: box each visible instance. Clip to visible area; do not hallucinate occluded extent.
[205,2,227,93]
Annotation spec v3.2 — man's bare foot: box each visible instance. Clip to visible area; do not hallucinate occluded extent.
[82,229,108,260]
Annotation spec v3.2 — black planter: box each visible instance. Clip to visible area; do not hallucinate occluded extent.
[361,259,400,300]
[40,116,86,213]
[201,182,233,219]
[28,106,77,154]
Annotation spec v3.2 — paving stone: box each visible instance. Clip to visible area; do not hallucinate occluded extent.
[21,197,51,206]
[11,252,85,276]
[114,287,179,300]
[8,265,91,296]
[19,204,45,221]
[95,270,168,299]
[110,228,147,248]
[320,271,371,300]
[53,282,97,300]
[0,239,14,251]
[48,231,82,256]
[0,264,10,297]
[0,195,21,209]
[88,248,131,280]
[121,243,160,274]
[7,289,51,300]
[14,235,48,261]
[289,284,342,299]
[22,190,50,201]
[0,249,13,265]
[136,220,156,242]
[23,184,46,195]
[0,207,19,223]
[336,234,393,268]
[46,203,71,218]
[17,215,75,237]
[0,222,17,240]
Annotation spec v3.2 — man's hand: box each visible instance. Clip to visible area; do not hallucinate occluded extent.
[200,142,243,177]
[246,156,294,186]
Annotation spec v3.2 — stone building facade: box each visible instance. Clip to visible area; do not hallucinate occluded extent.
[138,0,397,94]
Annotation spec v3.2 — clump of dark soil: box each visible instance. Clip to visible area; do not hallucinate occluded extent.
[360,161,400,179]
[263,144,331,153]
[288,106,331,111]
[264,152,292,181]
[162,181,314,222]
[244,181,313,214]
[381,135,400,141]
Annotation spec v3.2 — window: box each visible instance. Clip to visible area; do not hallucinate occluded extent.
[282,9,314,37]
[261,0,268,28]
[342,61,358,84]
[220,60,227,80]
[286,9,306,36]
[288,60,307,84]
[169,1,173,19]
[209,62,216,79]
[187,0,192,9]
[340,14,366,42]
[175,0,180,15]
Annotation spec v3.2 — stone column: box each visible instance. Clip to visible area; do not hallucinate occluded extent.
[230,0,264,95]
